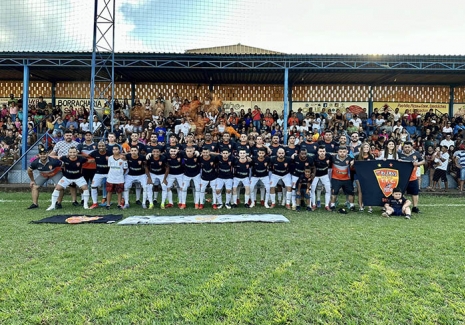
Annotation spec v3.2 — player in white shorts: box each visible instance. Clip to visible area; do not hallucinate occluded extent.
[46,147,90,210]
[181,147,202,209]
[215,148,234,209]
[146,147,168,209]
[232,149,252,208]
[123,147,148,209]
[249,147,270,208]
[164,147,184,208]
[269,148,292,209]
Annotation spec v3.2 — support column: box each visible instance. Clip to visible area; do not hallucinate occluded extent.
[368,85,373,116]
[283,68,289,144]
[51,82,56,107]
[449,85,455,117]
[131,82,136,107]
[21,63,29,170]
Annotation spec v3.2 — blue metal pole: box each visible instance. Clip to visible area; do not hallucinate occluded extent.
[89,0,99,134]
[21,62,29,170]
[283,68,289,144]
[449,85,454,117]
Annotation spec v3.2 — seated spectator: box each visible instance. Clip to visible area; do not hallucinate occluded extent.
[405,121,417,137]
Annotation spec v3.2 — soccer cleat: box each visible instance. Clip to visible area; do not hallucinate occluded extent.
[231,204,238,208]
[142,204,147,209]
[270,203,276,208]
[264,202,270,209]
[316,200,321,208]
[244,203,250,208]
[292,205,297,211]
[286,204,291,210]
[212,204,218,210]
[312,204,317,211]
[382,212,390,218]
[166,203,173,208]
[216,204,223,210]
[198,204,204,210]
[359,207,365,212]
[83,204,89,210]
[306,207,312,212]
[135,200,142,205]
[405,214,411,219]
[72,201,80,207]
[368,208,373,214]
[123,204,130,209]
[225,203,232,209]
[46,205,55,211]
[194,203,199,209]
[249,201,255,208]
[99,198,107,207]
[117,205,123,210]
[260,200,265,206]
[179,204,186,209]
[160,202,165,209]
[120,198,125,206]
[27,203,39,209]
[349,206,356,212]
[89,203,99,209]
[148,204,154,210]
[56,202,63,209]
[296,206,301,211]
[325,206,333,212]
[412,207,420,213]
[237,199,241,205]
[178,203,182,208]
[153,199,158,205]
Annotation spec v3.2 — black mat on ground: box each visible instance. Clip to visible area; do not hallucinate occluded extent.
[32,214,123,224]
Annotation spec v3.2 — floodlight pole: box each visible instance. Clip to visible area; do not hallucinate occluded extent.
[283,68,289,144]
[90,0,116,135]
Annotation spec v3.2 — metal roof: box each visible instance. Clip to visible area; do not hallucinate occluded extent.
[1,52,465,85]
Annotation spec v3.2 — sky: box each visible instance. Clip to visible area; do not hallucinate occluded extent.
[1,0,464,55]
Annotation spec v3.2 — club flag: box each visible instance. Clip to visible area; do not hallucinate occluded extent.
[354,160,414,206]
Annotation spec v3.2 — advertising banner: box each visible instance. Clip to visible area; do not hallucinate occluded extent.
[292,101,369,114]
[373,102,449,116]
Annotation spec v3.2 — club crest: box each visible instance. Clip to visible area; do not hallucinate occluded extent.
[374,168,399,197]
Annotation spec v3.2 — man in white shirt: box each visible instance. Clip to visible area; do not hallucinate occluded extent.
[349,115,362,128]
[440,134,455,149]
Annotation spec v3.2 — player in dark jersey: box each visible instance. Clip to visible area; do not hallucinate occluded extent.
[382,187,412,219]
[217,132,237,156]
[300,132,319,155]
[181,146,201,209]
[201,132,218,155]
[146,147,168,209]
[285,134,300,158]
[122,146,148,209]
[310,145,332,211]
[198,147,218,209]
[165,147,184,209]
[269,148,292,208]
[46,147,90,210]
[290,148,313,210]
[318,130,338,154]
[236,133,251,157]
[215,148,234,209]
[232,149,252,208]
[269,134,284,158]
[249,147,270,208]
[296,169,313,211]
[126,132,147,205]
[27,147,63,209]
[88,141,111,209]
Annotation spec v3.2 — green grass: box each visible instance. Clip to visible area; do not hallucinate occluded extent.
[1,192,465,324]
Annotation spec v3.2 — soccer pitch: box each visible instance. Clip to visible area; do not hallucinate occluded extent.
[1,191,464,324]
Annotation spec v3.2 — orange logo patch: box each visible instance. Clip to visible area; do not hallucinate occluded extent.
[374,168,399,197]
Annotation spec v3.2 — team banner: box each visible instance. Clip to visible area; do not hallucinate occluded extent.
[118,214,289,225]
[32,214,123,224]
[355,160,414,206]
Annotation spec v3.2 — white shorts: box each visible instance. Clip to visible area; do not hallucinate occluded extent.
[58,176,87,189]
[124,174,147,190]
[291,174,300,189]
[166,174,184,189]
[233,177,250,188]
[270,173,292,188]
[200,178,217,191]
[250,176,271,190]
[216,178,233,191]
[149,173,167,190]
[91,173,107,188]
[182,174,201,191]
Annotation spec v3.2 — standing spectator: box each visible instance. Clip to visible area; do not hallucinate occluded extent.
[252,105,262,131]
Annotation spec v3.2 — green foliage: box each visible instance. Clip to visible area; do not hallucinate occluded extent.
[1,193,465,324]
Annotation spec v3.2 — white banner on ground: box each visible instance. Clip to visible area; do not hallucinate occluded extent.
[118,214,289,225]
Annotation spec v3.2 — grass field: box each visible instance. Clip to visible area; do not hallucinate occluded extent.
[1,191,465,324]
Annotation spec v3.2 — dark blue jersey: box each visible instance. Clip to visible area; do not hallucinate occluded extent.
[292,155,313,177]
[147,155,167,175]
[181,153,201,177]
[270,156,290,176]
[296,174,312,191]
[199,156,218,181]
[251,156,269,178]
[89,150,110,174]
[125,154,146,176]
[217,156,234,179]
[165,153,184,175]
[60,156,87,179]
[234,158,251,179]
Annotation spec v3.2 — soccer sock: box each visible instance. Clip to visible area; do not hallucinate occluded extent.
[194,190,200,204]
[123,190,129,205]
[181,190,187,204]
[317,189,322,201]
[270,193,276,204]
[135,187,141,201]
[161,189,167,205]
[51,189,60,207]
[82,189,90,208]
[167,190,173,204]
[252,188,257,202]
[260,187,265,201]
[91,187,98,204]
[325,192,331,207]
[102,183,107,199]
[286,191,291,205]
[216,192,222,205]
[200,191,205,204]
[245,194,250,205]
[291,190,296,206]
[277,192,282,202]
[146,184,153,203]
[232,194,238,205]
[226,192,232,204]
[154,191,159,201]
